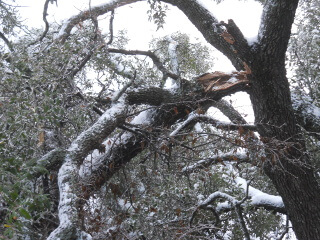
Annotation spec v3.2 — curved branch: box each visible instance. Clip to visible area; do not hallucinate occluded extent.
[47,102,127,239]
[55,0,143,43]
[39,0,51,41]
[211,99,248,124]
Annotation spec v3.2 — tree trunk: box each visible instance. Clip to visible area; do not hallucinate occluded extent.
[164,0,320,238]
[249,51,320,240]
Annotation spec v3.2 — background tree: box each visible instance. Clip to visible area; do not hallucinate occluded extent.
[1,0,320,239]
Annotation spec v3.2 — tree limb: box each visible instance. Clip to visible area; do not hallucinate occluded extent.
[0,31,13,51]
[55,0,143,43]
[47,102,127,239]
[161,0,247,71]
[107,48,180,81]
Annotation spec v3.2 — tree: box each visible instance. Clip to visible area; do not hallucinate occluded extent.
[1,0,320,239]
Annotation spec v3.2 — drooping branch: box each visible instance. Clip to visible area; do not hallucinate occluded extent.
[191,191,251,239]
[190,175,285,230]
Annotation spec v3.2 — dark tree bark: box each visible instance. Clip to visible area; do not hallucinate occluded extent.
[162,0,320,239]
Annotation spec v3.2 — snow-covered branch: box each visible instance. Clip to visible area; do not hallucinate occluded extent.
[170,113,256,138]
[235,176,285,214]
[56,0,143,43]
[292,93,320,137]
[182,151,249,173]
[47,101,127,239]
[192,191,251,239]
[191,176,285,239]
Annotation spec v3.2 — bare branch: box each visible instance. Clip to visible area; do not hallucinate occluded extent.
[39,0,51,41]
[107,48,180,81]
[211,99,248,124]
[112,70,136,102]
[0,31,13,51]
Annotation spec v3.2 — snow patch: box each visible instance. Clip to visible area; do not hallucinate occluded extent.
[235,177,284,208]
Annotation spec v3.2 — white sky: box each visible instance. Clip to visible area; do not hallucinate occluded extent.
[17,0,262,50]
[16,0,262,123]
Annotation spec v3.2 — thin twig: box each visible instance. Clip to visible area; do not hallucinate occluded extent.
[112,70,136,102]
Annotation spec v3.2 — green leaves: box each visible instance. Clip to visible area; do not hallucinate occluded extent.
[19,208,32,220]
[147,0,168,30]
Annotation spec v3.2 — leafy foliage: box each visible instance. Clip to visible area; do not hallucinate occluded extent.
[288,0,320,104]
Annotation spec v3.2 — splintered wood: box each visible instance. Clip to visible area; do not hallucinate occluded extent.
[196,71,249,92]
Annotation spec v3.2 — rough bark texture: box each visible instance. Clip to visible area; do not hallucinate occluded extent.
[163,0,320,239]
[248,1,320,239]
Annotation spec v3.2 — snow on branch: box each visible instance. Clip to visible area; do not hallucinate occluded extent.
[235,176,285,213]
[167,36,179,75]
[192,190,251,239]
[55,0,142,43]
[170,112,256,138]
[182,150,249,173]
[292,93,320,137]
[191,175,285,239]
[47,101,127,239]
[79,108,156,195]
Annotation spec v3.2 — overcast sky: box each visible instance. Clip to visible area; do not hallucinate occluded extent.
[17,0,262,48]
